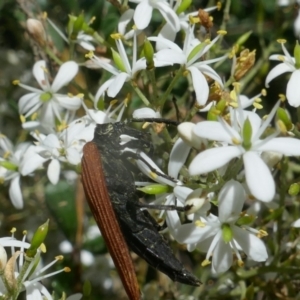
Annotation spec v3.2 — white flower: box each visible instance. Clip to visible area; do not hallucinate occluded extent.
[149,26,225,106]
[0,136,31,209]
[21,119,89,185]
[265,40,300,107]
[173,180,268,274]
[188,101,300,202]
[129,0,180,31]
[16,60,81,125]
[91,33,171,106]
[132,107,161,119]
[0,231,68,299]
[118,9,140,40]
[156,2,219,49]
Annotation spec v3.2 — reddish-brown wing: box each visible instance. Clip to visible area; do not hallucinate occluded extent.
[81,142,140,300]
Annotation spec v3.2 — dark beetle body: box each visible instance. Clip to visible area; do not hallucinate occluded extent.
[93,122,200,286]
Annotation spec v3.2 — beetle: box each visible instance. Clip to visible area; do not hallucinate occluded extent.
[81,122,200,300]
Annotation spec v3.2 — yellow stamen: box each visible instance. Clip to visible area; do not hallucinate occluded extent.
[85,51,94,59]
[201,259,211,267]
[232,137,241,145]
[237,260,244,267]
[253,102,263,109]
[20,115,26,123]
[217,30,227,35]
[277,39,286,44]
[195,220,206,228]
[110,33,122,40]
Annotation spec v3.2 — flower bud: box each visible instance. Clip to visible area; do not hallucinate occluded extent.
[0,245,7,271]
[0,161,18,172]
[68,14,84,40]
[111,48,126,72]
[289,183,300,196]
[176,0,192,14]
[177,122,205,149]
[276,107,293,131]
[26,220,49,258]
[207,99,226,121]
[26,19,46,46]
[185,188,206,215]
[144,39,154,70]
[137,184,170,195]
[235,30,252,47]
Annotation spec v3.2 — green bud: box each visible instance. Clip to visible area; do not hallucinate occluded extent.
[242,118,252,150]
[72,13,85,36]
[294,41,300,69]
[289,183,300,196]
[137,184,170,195]
[0,161,18,172]
[67,15,77,37]
[176,0,192,14]
[222,223,233,243]
[236,31,252,47]
[207,99,226,121]
[277,107,293,131]
[111,48,126,72]
[82,23,95,35]
[216,98,227,112]
[187,43,206,63]
[26,220,49,258]
[144,39,155,70]
[207,105,219,121]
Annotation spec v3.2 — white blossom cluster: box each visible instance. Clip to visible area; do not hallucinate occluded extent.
[2,0,300,297]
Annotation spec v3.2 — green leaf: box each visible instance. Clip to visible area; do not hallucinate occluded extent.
[45,181,78,243]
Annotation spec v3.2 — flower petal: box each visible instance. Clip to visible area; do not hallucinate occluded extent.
[51,61,78,92]
[9,176,23,209]
[233,227,268,262]
[118,9,134,35]
[243,151,275,202]
[212,239,232,274]
[287,69,300,107]
[189,146,242,175]
[94,78,115,107]
[265,63,294,87]
[66,148,81,165]
[134,1,153,30]
[155,1,180,32]
[54,95,81,110]
[155,49,186,64]
[33,60,49,90]
[218,180,246,223]
[107,73,129,97]
[47,159,60,185]
[193,120,237,144]
[258,137,300,155]
[168,138,190,178]
[188,66,209,106]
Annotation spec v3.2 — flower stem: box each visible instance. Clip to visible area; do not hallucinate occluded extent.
[160,67,184,112]
[131,81,150,106]
[44,46,63,65]
[147,68,159,107]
